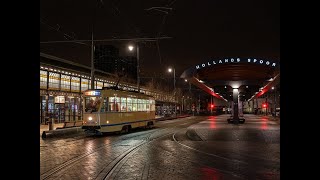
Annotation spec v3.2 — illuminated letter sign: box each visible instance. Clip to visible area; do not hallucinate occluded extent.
[194,57,278,70]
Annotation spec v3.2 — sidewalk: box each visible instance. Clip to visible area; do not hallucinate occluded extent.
[40,123,65,136]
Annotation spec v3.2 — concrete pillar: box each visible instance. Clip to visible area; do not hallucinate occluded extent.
[226,88,246,124]
[232,88,239,124]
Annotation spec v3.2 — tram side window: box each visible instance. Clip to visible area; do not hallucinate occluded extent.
[127,97,133,111]
[132,98,137,111]
[109,97,120,112]
[146,100,150,111]
[121,97,127,112]
[100,97,108,112]
[142,99,147,111]
[137,99,143,111]
[137,99,148,111]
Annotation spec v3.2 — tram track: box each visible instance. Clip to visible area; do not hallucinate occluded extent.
[98,117,202,180]
[40,116,200,180]
[40,128,160,180]
[40,126,165,162]
[40,125,183,180]
[99,130,176,180]
[98,119,247,180]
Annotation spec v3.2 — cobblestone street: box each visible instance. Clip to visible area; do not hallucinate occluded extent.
[40,115,279,180]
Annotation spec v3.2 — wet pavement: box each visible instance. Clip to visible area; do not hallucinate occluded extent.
[40,114,280,180]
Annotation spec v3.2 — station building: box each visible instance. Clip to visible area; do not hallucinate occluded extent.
[40,52,176,124]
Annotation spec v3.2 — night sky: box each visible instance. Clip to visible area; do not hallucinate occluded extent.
[40,0,280,78]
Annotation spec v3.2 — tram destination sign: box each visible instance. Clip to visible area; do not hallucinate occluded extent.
[84,90,101,96]
[195,58,278,70]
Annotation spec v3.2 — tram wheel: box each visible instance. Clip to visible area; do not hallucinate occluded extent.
[121,125,131,134]
[147,122,154,129]
[120,126,128,134]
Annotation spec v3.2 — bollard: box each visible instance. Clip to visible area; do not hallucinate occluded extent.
[42,131,46,138]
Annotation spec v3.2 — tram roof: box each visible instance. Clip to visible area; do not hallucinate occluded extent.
[83,88,154,98]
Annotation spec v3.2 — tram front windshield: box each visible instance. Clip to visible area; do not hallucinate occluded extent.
[84,96,101,112]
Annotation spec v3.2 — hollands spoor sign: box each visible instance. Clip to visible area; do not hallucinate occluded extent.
[195,58,278,70]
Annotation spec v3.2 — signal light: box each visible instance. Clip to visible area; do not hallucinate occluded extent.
[210,104,214,108]
[262,103,267,108]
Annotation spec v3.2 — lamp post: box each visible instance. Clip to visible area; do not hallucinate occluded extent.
[128,44,140,92]
[90,31,95,89]
[168,67,176,117]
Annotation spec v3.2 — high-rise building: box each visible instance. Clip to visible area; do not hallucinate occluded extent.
[94,45,137,80]
[94,45,119,74]
[120,56,137,80]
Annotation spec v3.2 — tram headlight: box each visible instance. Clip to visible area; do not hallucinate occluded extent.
[88,117,93,121]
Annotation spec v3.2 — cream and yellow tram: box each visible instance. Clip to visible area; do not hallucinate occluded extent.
[81,88,156,134]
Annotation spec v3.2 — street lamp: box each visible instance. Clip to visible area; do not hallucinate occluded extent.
[128,44,140,92]
[128,45,134,51]
[168,67,176,117]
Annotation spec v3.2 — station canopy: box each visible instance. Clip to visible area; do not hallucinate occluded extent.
[180,57,280,102]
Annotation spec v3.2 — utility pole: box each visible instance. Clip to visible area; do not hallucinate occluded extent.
[136,43,140,92]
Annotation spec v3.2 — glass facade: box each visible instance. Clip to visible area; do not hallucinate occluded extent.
[97,81,103,89]
[61,74,70,91]
[48,72,60,90]
[81,78,89,92]
[71,77,80,92]
[40,70,47,89]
